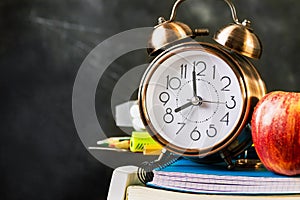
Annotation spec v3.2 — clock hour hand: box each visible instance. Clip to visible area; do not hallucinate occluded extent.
[175,101,193,113]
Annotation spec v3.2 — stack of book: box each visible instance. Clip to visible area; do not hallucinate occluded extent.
[147,158,300,194]
[108,158,300,200]
[126,185,300,200]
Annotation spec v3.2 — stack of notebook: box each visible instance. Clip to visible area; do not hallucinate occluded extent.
[126,185,300,200]
[146,158,300,194]
[108,158,300,200]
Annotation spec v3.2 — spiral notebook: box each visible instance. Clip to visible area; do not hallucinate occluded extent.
[147,158,300,194]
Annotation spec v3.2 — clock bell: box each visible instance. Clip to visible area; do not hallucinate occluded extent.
[148,0,262,59]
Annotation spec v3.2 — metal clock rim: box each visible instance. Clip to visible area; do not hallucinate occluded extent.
[138,42,252,157]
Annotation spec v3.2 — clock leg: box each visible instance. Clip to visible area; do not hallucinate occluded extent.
[220,150,235,169]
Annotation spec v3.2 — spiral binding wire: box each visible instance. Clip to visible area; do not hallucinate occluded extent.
[137,148,180,184]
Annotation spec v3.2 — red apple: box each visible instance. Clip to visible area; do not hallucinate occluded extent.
[251,91,300,176]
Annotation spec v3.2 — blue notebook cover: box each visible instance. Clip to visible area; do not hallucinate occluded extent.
[147,158,300,194]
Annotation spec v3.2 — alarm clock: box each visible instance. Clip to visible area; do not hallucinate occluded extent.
[138,0,266,168]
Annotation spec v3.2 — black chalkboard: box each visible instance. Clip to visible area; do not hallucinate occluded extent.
[1,0,300,199]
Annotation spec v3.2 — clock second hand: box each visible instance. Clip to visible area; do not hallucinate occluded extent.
[187,98,226,105]
[175,98,226,113]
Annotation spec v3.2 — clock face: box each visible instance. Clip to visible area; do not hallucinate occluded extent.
[141,44,246,154]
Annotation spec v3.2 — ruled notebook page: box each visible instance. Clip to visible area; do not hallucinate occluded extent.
[147,158,300,194]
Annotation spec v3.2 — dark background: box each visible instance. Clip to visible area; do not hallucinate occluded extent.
[1,0,300,200]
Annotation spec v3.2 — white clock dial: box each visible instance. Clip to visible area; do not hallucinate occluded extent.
[143,48,245,152]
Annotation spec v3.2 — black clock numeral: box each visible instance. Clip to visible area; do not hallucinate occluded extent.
[212,65,216,80]
[166,75,181,90]
[163,108,174,124]
[220,112,230,126]
[206,124,217,138]
[226,96,236,109]
[195,61,206,76]
[180,64,187,79]
[221,76,231,91]
[159,92,170,106]
[176,122,186,135]
[190,127,201,141]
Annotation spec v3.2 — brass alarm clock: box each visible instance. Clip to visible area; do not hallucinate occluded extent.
[138,0,266,168]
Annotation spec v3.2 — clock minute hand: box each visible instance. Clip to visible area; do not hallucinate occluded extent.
[192,65,197,97]
[175,101,193,113]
